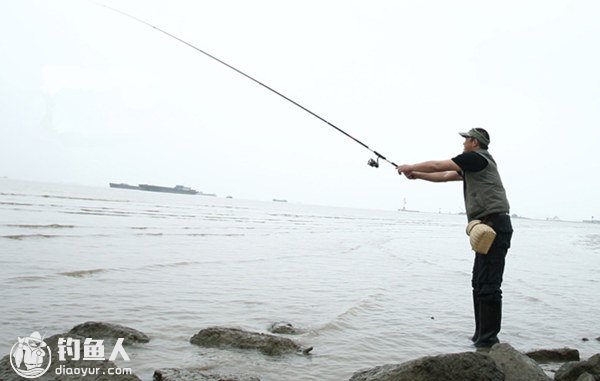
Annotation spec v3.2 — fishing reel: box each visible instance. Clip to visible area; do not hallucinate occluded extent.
[368,153,400,173]
[367,157,379,168]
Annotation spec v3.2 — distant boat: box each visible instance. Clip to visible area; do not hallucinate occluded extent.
[138,184,199,195]
[109,183,200,195]
[109,183,140,190]
[272,199,288,203]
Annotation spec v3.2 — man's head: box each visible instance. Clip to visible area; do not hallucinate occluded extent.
[459,128,489,152]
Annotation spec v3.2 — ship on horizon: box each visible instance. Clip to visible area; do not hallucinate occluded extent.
[109,183,214,196]
[109,182,139,190]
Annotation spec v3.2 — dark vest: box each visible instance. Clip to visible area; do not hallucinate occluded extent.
[463,149,510,221]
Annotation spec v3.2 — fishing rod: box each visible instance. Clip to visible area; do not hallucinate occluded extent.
[97,3,398,170]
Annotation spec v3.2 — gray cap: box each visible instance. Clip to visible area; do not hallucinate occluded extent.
[459,128,490,146]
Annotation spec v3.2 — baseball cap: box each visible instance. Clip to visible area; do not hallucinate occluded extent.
[459,128,490,146]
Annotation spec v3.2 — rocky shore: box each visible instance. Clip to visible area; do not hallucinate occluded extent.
[1,321,598,380]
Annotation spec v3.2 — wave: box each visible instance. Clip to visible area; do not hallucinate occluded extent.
[0,192,129,204]
[184,233,244,237]
[183,226,257,230]
[61,209,199,219]
[133,233,245,237]
[345,245,362,253]
[2,234,61,240]
[9,275,52,282]
[0,201,35,207]
[2,233,110,240]
[6,224,75,229]
[9,268,112,282]
[576,234,600,250]
[143,261,199,269]
[59,269,109,278]
[308,293,385,334]
[41,194,129,203]
[8,253,325,283]
[62,211,131,217]
[10,261,200,282]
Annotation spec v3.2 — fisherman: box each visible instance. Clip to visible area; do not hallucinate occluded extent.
[397,128,513,348]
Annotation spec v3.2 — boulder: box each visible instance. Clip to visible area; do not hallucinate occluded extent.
[349,351,504,381]
[154,368,260,381]
[69,321,150,345]
[525,348,580,363]
[0,332,141,381]
[268,321,298,335]
[575,373,595,381]
[488,343,551,381]
[190,327,312,356]
[555,354,600,381]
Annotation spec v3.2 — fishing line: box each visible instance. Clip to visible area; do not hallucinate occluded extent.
[96,3,398,169]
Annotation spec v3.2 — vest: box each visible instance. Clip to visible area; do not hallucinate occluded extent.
[463,149,510,221]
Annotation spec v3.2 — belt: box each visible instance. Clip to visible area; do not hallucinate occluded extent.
[481,212,509,223]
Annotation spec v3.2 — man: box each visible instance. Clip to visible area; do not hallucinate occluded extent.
[397,128,513,348]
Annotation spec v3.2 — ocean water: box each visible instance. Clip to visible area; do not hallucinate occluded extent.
[1,178,599,380]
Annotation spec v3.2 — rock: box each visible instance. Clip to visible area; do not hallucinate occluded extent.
[488,343,551,381]
[0,332,141,381]
[349,351,504,381]
[69,321,150,345]
[190,327,312,356]
[526,348,580,363]
[555,354,600,381]
[268,321,298,335]
[575,372,595,381]
[154,368,260,381]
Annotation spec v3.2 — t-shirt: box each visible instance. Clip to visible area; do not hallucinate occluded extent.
[452,152,488,174]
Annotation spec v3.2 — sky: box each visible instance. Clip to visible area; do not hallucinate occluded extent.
[1,0,599,221]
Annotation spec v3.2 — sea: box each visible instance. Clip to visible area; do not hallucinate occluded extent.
[1,178,599,380]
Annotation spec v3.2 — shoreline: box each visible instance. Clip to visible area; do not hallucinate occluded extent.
[2,322,598,381]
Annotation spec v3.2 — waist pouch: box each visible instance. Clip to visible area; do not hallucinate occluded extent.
[466,220,496,254]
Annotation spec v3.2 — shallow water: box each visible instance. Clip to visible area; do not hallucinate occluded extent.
[1,178,599,380]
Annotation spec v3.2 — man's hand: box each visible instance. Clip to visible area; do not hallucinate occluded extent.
[397,164,413,174]
[397,164,417,179]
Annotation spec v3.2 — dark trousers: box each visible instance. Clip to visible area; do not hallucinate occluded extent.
[471,213,513,347]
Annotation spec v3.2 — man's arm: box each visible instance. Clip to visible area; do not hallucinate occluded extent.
[409,171,463,182]
[397,159,463,182]
[399,159,461,173]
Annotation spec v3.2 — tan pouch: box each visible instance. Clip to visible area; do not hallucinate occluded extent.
[466,220,496,254]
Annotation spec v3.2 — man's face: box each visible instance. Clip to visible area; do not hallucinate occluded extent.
[463,137,478,153]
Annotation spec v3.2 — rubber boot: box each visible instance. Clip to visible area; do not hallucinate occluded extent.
[474,300,501,348]
[471,291,480,343]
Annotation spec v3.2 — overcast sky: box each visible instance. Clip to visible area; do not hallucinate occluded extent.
[1,0,599,221]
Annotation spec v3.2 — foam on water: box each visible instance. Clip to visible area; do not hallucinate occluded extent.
[1,178,599,380]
